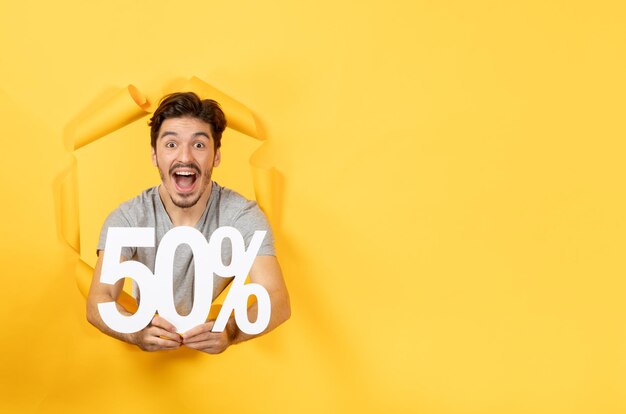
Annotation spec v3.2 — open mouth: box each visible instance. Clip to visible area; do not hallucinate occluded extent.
[172,170,198,193]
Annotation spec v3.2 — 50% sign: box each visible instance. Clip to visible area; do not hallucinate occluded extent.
[98,226,270,335]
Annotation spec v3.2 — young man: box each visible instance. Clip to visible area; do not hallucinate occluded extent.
[86,92,290,353]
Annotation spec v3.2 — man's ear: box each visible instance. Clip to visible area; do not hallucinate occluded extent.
[213,148,221,167]
[151,147,157,166]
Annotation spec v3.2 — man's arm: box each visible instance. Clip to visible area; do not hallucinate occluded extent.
[86,251,182,351]
[182,255,291,353]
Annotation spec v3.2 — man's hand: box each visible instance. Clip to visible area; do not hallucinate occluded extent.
[181,320,232,354]
[130,315,182,352]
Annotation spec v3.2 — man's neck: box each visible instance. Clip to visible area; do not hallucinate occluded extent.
[158,182,212,227]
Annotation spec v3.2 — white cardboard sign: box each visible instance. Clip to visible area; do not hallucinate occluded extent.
[97,226,271,335]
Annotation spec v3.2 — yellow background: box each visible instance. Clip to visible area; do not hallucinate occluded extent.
[1,1,625,413]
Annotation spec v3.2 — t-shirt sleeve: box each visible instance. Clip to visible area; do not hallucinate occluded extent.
[233,201,276,256]
[97,207,137,259]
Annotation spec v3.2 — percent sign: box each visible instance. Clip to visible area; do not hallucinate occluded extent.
[97,226,271,335]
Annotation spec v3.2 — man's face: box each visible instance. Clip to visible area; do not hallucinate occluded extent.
[152,116,221,209]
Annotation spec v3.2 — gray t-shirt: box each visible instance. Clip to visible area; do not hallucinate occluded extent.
[97,182,275,315]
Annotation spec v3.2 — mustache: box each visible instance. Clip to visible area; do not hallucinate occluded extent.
[169,163,201,176]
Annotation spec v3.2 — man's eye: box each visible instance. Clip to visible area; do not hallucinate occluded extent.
[165,142,176,148]
[194,142,205,149]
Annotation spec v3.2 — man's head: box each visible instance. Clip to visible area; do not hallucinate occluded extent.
[149,92,227,151]
[149,92,227,210]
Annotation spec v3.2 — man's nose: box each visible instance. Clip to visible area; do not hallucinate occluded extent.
[178,144,192,162]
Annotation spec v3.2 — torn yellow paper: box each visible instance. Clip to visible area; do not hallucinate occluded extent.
[59,155,80,252]
[69,85,151,150]
[252,164,281,229]
[163,76,261,140]
[60,77,281,318]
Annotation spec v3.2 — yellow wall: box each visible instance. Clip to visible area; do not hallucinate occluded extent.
[1,1,626,413]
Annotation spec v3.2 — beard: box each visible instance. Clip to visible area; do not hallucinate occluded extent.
[158,161,213,209]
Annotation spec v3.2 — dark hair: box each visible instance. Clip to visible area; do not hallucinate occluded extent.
[149,92,227,150]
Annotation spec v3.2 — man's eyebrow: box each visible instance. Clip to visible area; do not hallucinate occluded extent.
[158,131,212,139]
[192,131,211,139]
[159,130,178,138]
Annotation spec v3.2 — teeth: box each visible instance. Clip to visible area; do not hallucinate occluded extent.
[175,171,195,176]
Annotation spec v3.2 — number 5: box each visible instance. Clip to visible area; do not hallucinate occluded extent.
[97,227,158,334]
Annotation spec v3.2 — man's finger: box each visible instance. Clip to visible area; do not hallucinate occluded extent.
[183,340,213,350]
[183,331,217,344]
[150,336,181,350]
[182,321,213,339]
[151,315,177,332]
[149,326,182,343]
[184,341,226,354]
